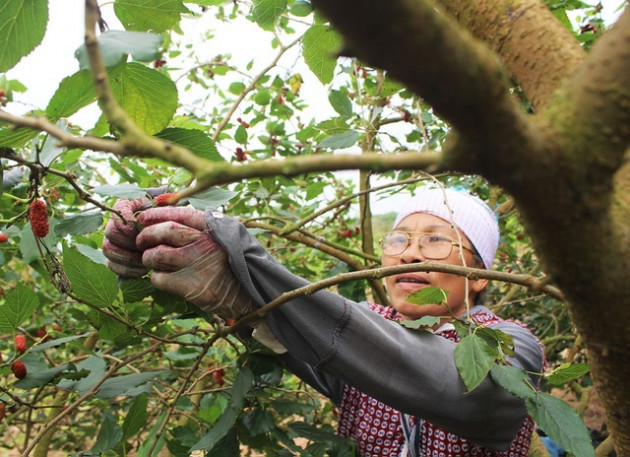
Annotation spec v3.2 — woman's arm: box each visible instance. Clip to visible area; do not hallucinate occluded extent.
[208,212,542,452]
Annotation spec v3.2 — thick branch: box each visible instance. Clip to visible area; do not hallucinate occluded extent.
[311,0,530,145]
[178,150,442,199]
[437,0,586,111]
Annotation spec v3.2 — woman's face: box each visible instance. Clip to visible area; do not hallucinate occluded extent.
[381,212,488,321]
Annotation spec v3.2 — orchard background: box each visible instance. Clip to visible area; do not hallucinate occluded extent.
[0,0,628,456]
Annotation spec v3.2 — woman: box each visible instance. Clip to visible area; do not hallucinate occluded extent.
[103,187,543,456]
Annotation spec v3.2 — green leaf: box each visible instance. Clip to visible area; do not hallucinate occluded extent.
[92,412,123,453]
[234,124,248,145]
[57,356,107,393]
[76,244,108,265]
[114,0,187,32]
[401,315,442,330]
[137,413,167,457]
[546,362,590,386]
[46,70,97,121]
[123,392,149,440]
[55,211,104,237]
[75,30,163,69]
[318,130,359,150]
[475,326,515,358]
[14,363,71,390]
[0,0,48,72]
[243,409,275,435]
[490,364,537,400]
[252,0,287,31]
[228,81,245,95]
[109,63,178,134]
[93,183,147,199]
[185,187,237,211]
[155,128,223,162]
[95,371,166,398]
[121,278,156,303]
[527,392,595,457]
[303,25,342,84]
[63,244,119,308]
[290,0,313,17]
[0,284,40,332]
[190,407,238,451]
[229,367,253,410]
[328,90,353,118]
[0,127,38,148]
[31,333,92,352]
[454,333,498,391]
[254,89,271,105]
[406,286,449,306]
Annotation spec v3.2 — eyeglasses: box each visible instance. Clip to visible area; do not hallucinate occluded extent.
[380,231,475,259]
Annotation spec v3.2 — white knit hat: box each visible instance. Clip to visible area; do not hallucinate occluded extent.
[393,188,499,269]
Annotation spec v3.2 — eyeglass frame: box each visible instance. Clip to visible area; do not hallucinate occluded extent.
[379,231,477,259]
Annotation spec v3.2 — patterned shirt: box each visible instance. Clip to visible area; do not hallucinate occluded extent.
[337,304,536,457]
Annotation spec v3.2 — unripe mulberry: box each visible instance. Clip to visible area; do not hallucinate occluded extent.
[29,199,49,238]
[154,193,178,206]
[15,335,26,353]
[11,361,27,379]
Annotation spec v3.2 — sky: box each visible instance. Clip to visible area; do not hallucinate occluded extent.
[5,0,626,215]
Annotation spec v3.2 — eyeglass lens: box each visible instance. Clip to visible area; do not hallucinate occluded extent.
[382,232,454,258]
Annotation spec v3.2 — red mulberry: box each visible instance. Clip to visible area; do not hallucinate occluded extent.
[15,335,26,353]
[11,361,27,379]
[29,200,49,238]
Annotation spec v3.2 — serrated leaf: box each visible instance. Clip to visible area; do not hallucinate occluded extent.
[406,286,449,306]
[318,130,359,150]
[303,25,342,84]
[92,412,123,453]
[76,244,108,265]
[109,63,178,134]
[75,30,163,69]
[93,183,147,199]
[155,128,223,162]
[63,244,119,308]
[401,315,442,330]
[328,90,353,118]
[0,284,40,332]
[527,392,595,457]
[252,0,287,31]
[475,326,515,358]
[55,211,104,237]
[186,187,237,211]
[454,333,498,391]
[123,392,149,440]
[546,362,590,386]
[46,70,97,120]
[490,364,537,400]
[120,278,156,303]
[243,409,275,436]
[114,0,187,32]
[0,0,48,72]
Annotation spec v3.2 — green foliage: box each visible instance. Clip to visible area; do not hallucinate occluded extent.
[0,0,611,454]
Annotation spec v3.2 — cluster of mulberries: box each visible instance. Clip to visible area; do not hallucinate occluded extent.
[29,199,49,238]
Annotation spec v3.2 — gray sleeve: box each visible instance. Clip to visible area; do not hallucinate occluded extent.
[207,213,540,451]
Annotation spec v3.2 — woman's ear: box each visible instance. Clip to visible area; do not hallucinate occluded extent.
[470,278,488,294]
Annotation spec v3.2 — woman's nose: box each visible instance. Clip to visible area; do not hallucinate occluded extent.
[399,238,425,263]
